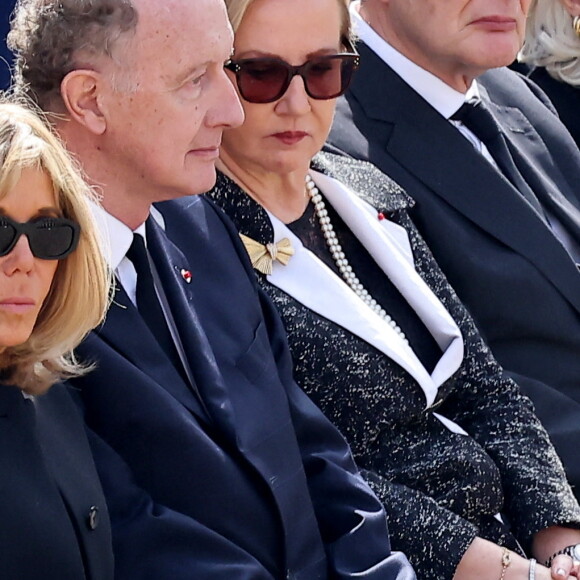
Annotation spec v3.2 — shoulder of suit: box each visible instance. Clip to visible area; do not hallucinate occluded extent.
[155,194,203,216]
[479,67,555,112]
[154,195,225,230]
[313,150,415,212]
[0,384,26,416]
[155,194,255,271]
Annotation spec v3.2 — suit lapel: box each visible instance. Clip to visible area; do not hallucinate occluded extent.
[481,87,580,238]
[264,171,464,408]
[97,279,210,423]
[350,43,580,314]
[145,216,238,439]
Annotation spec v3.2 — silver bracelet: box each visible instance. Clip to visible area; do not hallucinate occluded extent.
[529,558,536,580]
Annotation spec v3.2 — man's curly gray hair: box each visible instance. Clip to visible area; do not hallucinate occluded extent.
[8,0,138,108]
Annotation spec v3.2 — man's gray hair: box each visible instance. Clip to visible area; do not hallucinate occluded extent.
[8,0,138,108]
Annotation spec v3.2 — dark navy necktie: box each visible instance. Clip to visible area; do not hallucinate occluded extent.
[126,234,184,375]
[452,98,547,219]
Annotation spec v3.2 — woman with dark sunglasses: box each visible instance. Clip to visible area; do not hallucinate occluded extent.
[205,0,580,579]
[0,99,114,579]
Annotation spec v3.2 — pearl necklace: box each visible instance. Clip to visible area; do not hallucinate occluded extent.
[305,174,408,344]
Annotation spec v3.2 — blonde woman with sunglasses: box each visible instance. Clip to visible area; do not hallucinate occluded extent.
[0,99,113,579]
[206,0,580,578]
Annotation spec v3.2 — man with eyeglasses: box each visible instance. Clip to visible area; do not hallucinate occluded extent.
[8,0,414,578]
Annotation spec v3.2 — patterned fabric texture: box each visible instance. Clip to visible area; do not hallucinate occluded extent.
[205,151,580,579]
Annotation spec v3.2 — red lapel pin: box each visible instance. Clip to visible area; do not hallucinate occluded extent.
[180,269,192,284]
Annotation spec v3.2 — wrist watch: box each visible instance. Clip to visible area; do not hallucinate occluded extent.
[545,543,580,567]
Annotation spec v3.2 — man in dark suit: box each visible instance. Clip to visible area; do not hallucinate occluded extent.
[0,0,15,90]
[8,0,415,578]
[329,1,580,497]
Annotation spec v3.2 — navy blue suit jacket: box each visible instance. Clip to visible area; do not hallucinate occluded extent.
[71,195,414,579]
[0,383,114,580]
[329,44,580,498]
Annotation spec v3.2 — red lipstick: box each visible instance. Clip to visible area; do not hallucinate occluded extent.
[272,131,308,145]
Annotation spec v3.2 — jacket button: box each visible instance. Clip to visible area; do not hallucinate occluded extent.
[87,506,100,531]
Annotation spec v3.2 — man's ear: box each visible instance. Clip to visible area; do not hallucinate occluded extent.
[560,0,580,17]
[60,69,107,135]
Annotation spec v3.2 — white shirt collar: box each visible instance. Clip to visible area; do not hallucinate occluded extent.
[90,202,165,271]
[350,1,479,118]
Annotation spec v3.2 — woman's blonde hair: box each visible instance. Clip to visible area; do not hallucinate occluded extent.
[519,0,580,86]
[0,97,111,394]
[225,0,353,45]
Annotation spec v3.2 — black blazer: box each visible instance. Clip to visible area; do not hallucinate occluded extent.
[71,196,414,580]
[206,153,580,580]
[528,66,580,150]
[329,43,580,497]
[0,383,114,580]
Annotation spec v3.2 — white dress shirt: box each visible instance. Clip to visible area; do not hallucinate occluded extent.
[90,202,165,306]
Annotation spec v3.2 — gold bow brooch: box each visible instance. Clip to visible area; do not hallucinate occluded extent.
[240,234,295,275]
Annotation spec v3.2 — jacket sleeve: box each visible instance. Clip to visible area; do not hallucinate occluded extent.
[360,467,478,580]
[394,210,580,547]
[83,426,276,580]
[503,369,580,494]
[256,287,416,580]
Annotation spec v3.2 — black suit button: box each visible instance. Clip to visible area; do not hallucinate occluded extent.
[87,506,100,530]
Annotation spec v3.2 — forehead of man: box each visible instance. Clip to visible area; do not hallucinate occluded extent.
[128,0,233,85]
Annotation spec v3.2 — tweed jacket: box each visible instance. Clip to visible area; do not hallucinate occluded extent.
[205,151,580,580]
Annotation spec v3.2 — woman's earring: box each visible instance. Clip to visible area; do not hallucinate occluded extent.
[573,15,580,38]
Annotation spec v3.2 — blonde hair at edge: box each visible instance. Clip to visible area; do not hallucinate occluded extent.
[0,98,111,395]
[519,0,580,86]
[225,0,352,41]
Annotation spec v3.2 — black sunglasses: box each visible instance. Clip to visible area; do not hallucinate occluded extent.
[225,39,360,104]
[0,215,80,260]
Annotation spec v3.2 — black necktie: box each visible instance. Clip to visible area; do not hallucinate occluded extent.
[452,98,546,218]
[126,234,184,374]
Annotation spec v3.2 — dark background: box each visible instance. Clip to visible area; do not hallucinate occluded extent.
[0,1,16,91]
